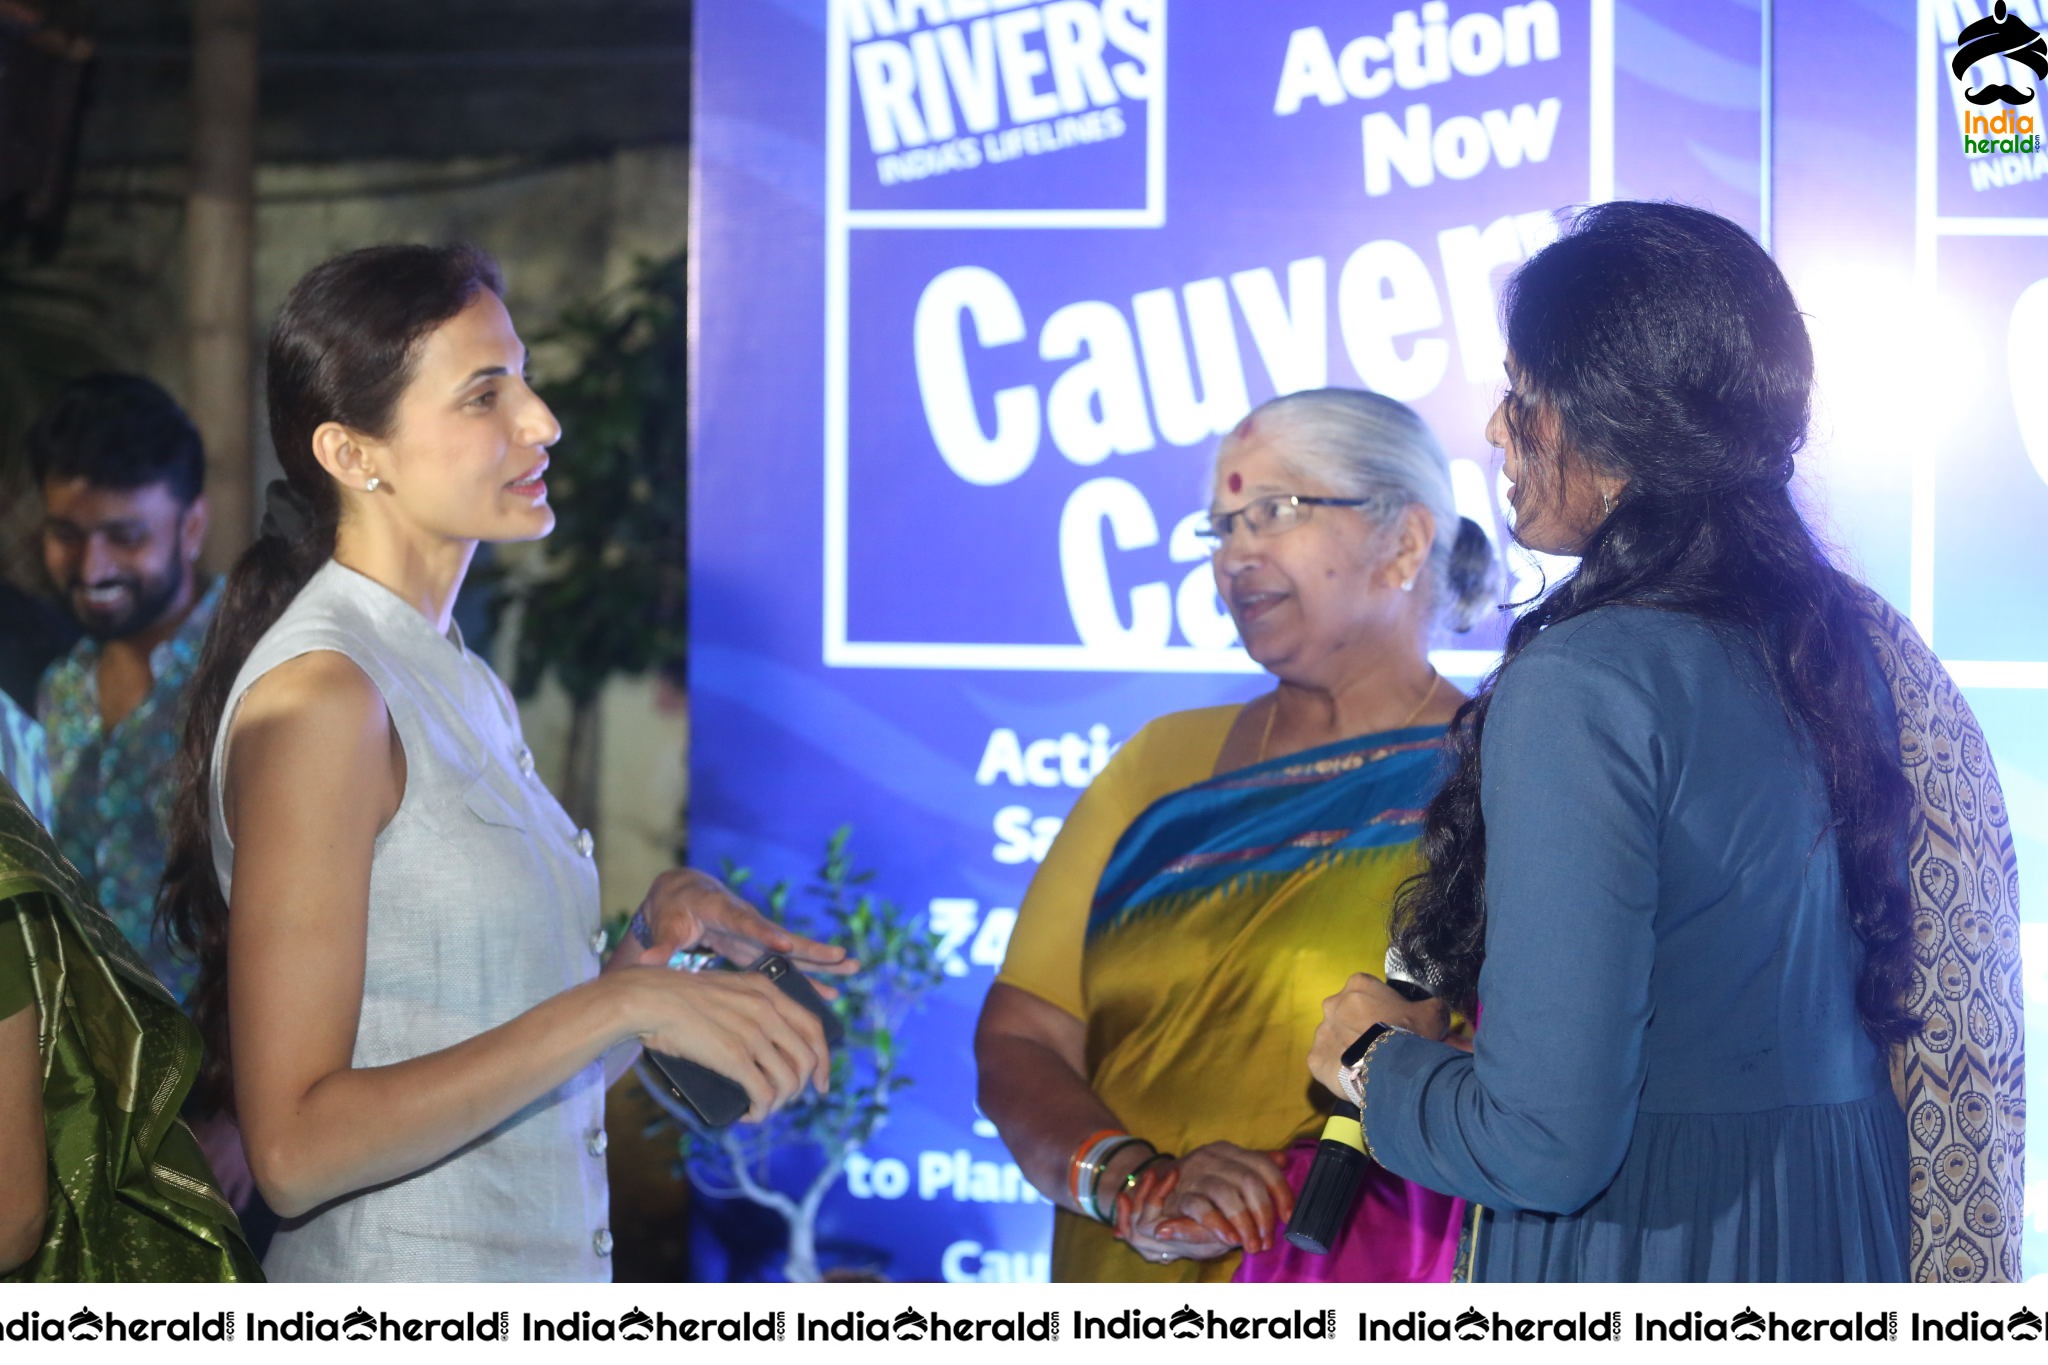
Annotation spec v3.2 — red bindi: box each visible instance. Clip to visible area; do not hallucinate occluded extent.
[1227,471,1243,493]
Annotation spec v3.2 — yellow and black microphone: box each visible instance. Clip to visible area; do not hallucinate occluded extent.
[1283,976,1435,1255]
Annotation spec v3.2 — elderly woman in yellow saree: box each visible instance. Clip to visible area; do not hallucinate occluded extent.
[975,388,1499,1282]
[1,773,258,1281]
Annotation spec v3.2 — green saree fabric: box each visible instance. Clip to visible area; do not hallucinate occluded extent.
[0,776,259,1282]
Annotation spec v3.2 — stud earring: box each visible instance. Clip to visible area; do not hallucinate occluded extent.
[1401,577,1415,593]
[1600,486,1614,517]
[365,476,381,493]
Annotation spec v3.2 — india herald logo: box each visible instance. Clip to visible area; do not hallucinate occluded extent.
[1952,1,2047,105]
[1950,7,2048,491]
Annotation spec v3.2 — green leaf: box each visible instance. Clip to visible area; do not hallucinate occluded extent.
[647,826,946,1238]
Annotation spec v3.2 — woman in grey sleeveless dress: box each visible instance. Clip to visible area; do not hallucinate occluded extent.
[159,245,847,1282]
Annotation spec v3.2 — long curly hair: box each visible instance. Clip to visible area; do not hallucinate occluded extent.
[1388,202,1918,1044]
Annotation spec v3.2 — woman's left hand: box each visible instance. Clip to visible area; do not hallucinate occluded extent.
[1307,973,1451,1094]
[1115,1167,1238,1264]
[616,869,859,980]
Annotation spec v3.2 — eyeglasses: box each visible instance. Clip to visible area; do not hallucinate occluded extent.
[1195,493,1383,550]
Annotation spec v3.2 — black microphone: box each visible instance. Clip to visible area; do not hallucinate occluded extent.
[1283,975,1435,1255]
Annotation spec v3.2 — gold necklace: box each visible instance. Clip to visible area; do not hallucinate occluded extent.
[1258,666,1441,764]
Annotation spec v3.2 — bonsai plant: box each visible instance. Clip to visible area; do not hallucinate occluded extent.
[637,828,946,1283]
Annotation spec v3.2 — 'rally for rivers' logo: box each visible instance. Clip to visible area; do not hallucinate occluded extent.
[838,0,1162,216]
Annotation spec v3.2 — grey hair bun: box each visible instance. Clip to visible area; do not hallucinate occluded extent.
[1444,516,1502,633]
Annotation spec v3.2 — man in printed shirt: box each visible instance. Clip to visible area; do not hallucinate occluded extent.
[32,374,217,1004]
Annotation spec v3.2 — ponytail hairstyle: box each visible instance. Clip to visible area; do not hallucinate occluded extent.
[1227,388,1502,633]
[160,243,505,1115]
[1389,202,1919,1044]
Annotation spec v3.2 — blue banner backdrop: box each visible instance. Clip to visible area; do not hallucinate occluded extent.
[691,0,2048,1281]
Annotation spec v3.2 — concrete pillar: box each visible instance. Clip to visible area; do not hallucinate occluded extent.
[186,0,259,569]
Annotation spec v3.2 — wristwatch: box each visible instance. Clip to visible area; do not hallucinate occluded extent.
[1338,1021,1405,1109]
[630,908,719,972]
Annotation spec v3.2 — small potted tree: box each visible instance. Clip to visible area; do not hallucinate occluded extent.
[639,828,945,1282]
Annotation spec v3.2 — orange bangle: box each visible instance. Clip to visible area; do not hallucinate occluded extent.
[1068,1127,1129,1206]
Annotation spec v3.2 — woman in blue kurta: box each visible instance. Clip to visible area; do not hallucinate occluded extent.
[1356,606,1910,1279]
[1307,202,1961,1281]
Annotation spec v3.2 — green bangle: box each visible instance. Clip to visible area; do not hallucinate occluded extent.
[1113,1151,1175,1213]
[1085,1137,1152,1223]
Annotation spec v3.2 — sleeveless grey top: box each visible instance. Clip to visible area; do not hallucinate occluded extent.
[209,560,611,1282]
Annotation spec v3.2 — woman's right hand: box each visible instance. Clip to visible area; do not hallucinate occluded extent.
[612,965,831,1121]
[1308,973,1451,1094]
